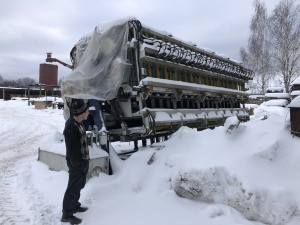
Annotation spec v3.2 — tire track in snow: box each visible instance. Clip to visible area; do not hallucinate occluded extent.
[0,103,65,224]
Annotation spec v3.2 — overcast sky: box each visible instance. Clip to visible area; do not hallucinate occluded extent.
[1,0,298,82]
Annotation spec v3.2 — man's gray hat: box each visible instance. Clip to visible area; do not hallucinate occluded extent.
[72,99,89,116]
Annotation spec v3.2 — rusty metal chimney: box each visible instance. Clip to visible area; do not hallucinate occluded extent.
[46,52,52,62]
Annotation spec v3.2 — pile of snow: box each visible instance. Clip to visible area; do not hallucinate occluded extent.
[262,99,289,107]
[172,166,296,224]
[223,116,240,132]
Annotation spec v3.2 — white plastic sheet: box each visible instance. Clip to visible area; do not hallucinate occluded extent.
[62,17,135,101]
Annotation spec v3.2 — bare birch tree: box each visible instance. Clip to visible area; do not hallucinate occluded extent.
[268,0,300,92]
[240,0,272,94]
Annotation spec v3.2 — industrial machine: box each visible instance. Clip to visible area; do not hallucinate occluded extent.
[50,17,254,146]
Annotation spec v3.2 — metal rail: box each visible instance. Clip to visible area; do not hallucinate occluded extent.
[129,20,254,82]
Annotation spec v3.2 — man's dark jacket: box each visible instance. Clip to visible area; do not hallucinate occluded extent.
[63,118,89,167]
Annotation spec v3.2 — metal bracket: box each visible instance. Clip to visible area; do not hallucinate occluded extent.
[139,87,151,100]
[173,89,183,101]
[197,92,206,102]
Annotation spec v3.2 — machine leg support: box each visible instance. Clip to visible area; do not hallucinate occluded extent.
[150,138,155,145]
[142,139,147,147]
[134,140,138,150]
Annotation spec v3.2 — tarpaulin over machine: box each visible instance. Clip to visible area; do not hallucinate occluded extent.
[61,17,135,101]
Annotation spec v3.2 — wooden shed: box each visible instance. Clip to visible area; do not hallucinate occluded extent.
[288,95,300,137]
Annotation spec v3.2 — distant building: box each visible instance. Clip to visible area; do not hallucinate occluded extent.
[266,86,285,93]
[265,86,290,101]
[0,87,28,100]
[290,79,300,99]
[288,96,300,137]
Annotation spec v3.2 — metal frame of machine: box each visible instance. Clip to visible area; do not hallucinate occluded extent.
[48,19,254,145]
[99,20,254,143]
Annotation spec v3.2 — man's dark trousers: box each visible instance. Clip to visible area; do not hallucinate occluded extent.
[62,160,89,217]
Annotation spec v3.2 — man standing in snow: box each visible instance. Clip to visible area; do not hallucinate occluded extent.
[61,99,90,224]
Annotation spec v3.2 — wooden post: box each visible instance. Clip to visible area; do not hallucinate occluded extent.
[28,86,31,106]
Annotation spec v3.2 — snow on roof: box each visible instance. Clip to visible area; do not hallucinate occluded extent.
[290,90,300,96]
[288,95,300,108]
[249,95,266,99]
[291,78,300,85]
[142,23,172,37]
[0,86,27,90]
[265,93,290,98]
[266,86,284,91]
[262,99,289,107]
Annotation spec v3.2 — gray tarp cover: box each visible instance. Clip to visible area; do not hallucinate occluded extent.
[61,17,135,101]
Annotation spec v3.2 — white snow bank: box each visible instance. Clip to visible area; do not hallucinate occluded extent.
[4,99,300,225]
[172,166,297,225]
[262,99,289,107]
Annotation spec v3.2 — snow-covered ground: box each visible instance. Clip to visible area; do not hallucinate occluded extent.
[1,98,300,225]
